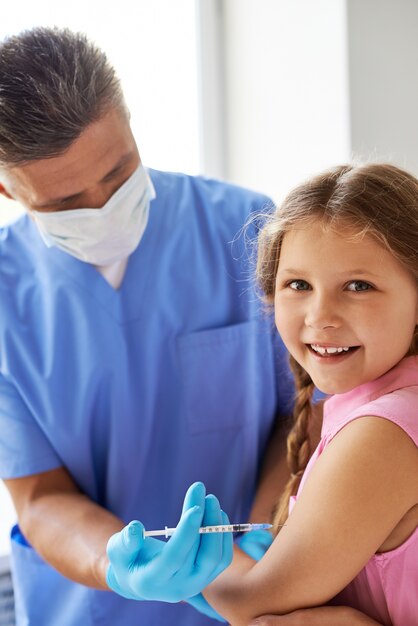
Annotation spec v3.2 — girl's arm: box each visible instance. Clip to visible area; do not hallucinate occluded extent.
[203,415,418,625]
[248,606,384,625]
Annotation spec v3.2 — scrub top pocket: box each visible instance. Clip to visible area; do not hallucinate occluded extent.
[10,525,93,626]
[177,320,276,434]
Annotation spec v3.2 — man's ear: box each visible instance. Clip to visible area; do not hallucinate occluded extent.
[0,182,14,200]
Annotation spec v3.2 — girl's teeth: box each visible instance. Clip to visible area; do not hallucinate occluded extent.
[311,345,350,355]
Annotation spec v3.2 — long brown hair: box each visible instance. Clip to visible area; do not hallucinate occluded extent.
[256,163,418,533]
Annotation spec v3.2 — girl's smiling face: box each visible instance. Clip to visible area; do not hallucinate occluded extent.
[274,220,418,395]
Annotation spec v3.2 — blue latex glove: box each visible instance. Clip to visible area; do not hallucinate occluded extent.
[106,482,233,603]
[186,591,227,622]
[187,529,274,623]
[187,520,273,622]
[236,528,273,560]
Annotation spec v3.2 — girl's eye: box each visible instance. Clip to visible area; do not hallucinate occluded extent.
[287,280,311,291]
[346,280,373,292]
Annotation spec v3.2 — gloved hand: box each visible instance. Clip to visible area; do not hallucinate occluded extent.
[186,591,227,622]
[187,512,273,622]
[236,528,273,560]
[187,528,274,622]
[106,482,233,603]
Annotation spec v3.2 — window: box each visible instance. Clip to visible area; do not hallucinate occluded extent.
[0,0,200,225]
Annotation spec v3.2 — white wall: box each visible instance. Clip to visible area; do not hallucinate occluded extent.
[221,0,350,202]
[347,0,418,173]
[220,0,418,203]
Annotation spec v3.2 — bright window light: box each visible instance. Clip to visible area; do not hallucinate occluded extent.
[0,0,200,225]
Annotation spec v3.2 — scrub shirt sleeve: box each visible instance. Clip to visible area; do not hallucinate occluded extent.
[0,375,62,478]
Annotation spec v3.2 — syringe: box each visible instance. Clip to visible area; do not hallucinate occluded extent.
[144,523,272,538]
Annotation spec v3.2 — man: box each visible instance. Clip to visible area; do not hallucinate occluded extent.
[0,26,379,626]
[0,26,294,626]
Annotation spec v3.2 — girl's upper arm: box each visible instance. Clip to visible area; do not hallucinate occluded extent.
[208,416,418,623]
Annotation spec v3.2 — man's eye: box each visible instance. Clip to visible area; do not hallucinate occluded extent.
[346,280,373,292]
[102,167,122,183]
[287,280,311,291]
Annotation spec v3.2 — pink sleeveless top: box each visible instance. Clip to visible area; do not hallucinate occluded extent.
[290,356,418,626]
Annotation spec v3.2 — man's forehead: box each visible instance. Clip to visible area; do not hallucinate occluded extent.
[2,109,137,204]
[30,152,136,208]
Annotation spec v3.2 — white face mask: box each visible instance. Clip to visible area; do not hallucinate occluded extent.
[31,164,156,266]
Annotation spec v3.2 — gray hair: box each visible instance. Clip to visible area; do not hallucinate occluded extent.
[0,26,126,166]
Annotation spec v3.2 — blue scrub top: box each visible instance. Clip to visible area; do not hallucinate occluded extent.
[0,170,294,625]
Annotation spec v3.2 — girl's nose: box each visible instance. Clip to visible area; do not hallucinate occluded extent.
[304,295,341,330]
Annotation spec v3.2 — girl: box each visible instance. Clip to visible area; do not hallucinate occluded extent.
[107,163,418,626]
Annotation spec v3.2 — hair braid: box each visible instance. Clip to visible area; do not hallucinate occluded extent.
[272,356,315,534]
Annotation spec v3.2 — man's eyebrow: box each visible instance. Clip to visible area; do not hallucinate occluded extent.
[99,152,133,183]
[34,191,83,209]
[33,152,134,209]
